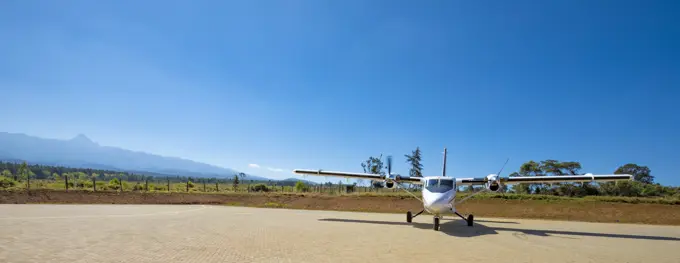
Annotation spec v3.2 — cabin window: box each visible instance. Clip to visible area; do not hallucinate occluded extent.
[425,178,454,193]
[440,179,454,188]
[427,179,438,187]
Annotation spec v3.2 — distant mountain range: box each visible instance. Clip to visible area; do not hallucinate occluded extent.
[0,132,274,181]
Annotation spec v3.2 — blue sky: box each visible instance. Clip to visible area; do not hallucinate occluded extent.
[1,1,678,185]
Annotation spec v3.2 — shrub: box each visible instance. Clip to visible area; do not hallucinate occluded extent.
[76,179,93,189]
[95,181,108,190]
[133,183,145,191]
[251,184,270,192]
[0,176,17,188]
[294,181,309,192]
[109,178,121,190]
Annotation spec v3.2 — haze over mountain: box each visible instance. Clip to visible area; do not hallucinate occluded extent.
[0,132,271,181]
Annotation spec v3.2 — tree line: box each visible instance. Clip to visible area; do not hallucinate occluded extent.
[0,161,261,185]
[360,147,678,198]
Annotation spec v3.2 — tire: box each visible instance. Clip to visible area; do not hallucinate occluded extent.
[406,211,412,223]
[467,214,474,227]
[433,217,440,231]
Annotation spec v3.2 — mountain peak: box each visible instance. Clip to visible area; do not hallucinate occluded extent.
[70,134,97,146]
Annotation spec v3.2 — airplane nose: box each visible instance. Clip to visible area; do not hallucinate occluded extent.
[424,195,450,213]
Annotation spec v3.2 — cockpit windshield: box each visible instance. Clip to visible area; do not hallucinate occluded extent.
[425,178,455,193]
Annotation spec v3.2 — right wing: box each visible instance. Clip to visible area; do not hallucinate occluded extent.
[456,173,633,186]
[292,169,424,184]
[503,174,633,185]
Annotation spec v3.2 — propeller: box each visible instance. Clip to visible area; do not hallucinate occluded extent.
[492,158,510,193]
[387,155,392,175]
[496,158,510,177]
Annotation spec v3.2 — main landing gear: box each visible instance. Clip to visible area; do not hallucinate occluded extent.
[455,211,474,227]
[406,210,423,223]
[406,210,474,231]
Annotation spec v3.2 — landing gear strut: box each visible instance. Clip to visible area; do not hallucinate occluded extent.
[455,211,474,227]
[406,210,424,223]
[433,216,440,231]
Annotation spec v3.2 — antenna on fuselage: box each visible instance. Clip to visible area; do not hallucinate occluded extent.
[442,147,447,177]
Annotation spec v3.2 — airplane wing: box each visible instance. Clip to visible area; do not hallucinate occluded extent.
[292,169,424,184]
[457,174,633,186]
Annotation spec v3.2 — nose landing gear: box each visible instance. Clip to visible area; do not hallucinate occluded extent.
[407,209,471,231]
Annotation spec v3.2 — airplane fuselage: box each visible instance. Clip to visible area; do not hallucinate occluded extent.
[419,176,458,215]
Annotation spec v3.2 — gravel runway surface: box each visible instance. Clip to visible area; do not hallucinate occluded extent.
[1,204,678,263]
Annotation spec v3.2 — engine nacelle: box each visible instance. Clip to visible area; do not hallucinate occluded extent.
[383,174,401,189]
[485,174,502,192]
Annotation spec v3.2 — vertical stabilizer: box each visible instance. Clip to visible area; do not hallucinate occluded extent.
[442,147,447,177]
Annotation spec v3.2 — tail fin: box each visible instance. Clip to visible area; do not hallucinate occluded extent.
[442,147,447,177]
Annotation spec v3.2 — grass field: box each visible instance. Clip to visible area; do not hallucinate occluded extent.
[2,189,678,225]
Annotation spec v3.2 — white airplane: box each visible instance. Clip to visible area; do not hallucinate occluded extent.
[292,148,633,231]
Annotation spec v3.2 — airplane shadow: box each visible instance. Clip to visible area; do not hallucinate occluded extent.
[318,218,680,241]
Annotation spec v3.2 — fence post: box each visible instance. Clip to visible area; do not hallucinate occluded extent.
[216,181,219,192]
[145,178,149,192]
[186,179,189,192]
[119,179,123,192]
[92,177,96,192]
[167,177,170,192]
[203,179,206,192]
[65,176,69,191]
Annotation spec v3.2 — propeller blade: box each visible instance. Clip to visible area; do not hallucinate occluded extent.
[387,155,392,175]
[495,158,510,193]
[496,158,510,177]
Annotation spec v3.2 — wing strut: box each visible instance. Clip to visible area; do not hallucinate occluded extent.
[396,183,433,214]
[454,187,488,206]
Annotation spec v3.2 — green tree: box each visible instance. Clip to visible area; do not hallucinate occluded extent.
[615,163,653,184]
[539,160,585,196]
[508,172,530,194]
[561,161,583,175]
[294,181,308,192]
[405,147,424,178]
[361,155,385,175]
[361,155,384,188]
[19,161,31,190]
[519,161,544,193]
[539,160,564,175]
[233,174,240,190]
[15,162,25,181]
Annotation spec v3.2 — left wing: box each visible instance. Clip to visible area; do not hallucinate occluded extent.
[457,174,633,186]
[292,169,424,184]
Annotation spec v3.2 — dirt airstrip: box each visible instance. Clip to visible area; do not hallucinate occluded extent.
[1,190,678,225]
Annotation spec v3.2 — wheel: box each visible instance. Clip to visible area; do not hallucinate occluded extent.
[467,214,474,227]
[433,217,440,231]
[406,211,412,223]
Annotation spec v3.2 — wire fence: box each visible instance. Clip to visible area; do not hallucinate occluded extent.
[4,177,421,195]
